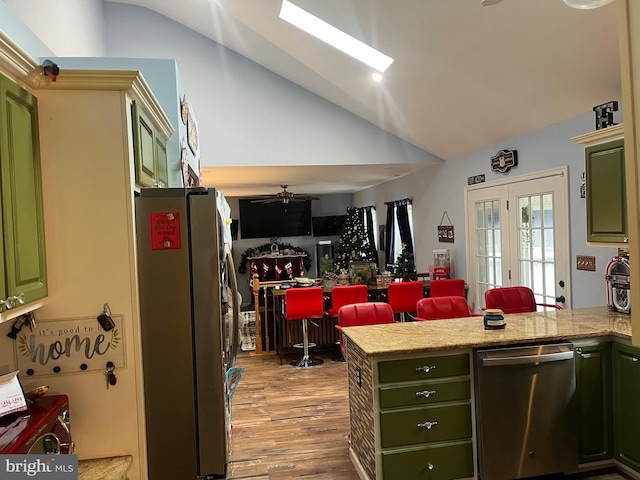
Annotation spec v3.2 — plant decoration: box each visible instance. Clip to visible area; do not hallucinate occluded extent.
[394,243,416,279]
[335,206,377,271]
[238,242,312,274]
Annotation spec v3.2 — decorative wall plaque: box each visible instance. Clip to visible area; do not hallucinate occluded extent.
[593,100,618,130]
[490,149,518,173]
[437,211,455,243]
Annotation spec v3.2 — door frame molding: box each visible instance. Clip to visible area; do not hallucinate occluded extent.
[464,166,571,310]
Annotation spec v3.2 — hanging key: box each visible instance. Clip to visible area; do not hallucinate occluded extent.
[105,361,116,389]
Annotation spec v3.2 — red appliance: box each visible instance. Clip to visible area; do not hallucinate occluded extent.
[0,394,72,454]
[605,255,630,313]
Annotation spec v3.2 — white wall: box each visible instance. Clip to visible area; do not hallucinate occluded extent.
[4,0,106,56]
[355,112,620,308]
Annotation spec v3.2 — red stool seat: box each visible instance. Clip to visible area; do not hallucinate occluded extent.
[387,281,424,321]
[337,302,394,356]
[285,286,325,367]
[416,296,478,320]
[429,279,465,298]
[484,286,562,314]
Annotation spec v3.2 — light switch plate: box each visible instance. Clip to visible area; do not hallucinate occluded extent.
[577,255,596,271]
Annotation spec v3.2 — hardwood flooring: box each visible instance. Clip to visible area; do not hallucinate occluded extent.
[228,351,356,479]
[227,351,629,480]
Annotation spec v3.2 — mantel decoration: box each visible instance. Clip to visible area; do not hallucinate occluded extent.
[490,149,518,173]
[394,244,416,280]
[238,242,312,275]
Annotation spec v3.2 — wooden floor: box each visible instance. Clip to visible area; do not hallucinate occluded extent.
[227,351,629,480]
[228,351,356,479]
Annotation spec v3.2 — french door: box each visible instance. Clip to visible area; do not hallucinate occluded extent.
[465,167,570,312]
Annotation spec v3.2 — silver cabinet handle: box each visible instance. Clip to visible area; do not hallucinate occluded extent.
[575,347,582,355]
[427,463,434,470]
[415,390,436,398]
[415,365,436,374]
[417,421,438,429]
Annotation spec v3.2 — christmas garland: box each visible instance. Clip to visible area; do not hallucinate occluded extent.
[238,242,312,274]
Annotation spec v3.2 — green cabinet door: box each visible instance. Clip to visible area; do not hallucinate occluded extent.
[612,342,640,473]
[585,139,627,243]
[0,75,47,306]
[132,100,169,187]
[574,343,613,464]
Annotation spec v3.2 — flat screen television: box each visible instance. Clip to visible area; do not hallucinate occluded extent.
[239,199,312,239]
[312,215,347,237]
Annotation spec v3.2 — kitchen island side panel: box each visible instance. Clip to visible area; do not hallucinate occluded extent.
[347,338,377,480]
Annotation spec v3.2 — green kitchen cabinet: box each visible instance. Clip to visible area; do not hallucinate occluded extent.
[132,100,168,187]
[585,138,626,243]
[378,352,474,480]
[574,342,613,464]
[612,342,640,473]
[0,74,47,313]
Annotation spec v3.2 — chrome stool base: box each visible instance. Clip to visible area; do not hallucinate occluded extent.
[290,356,324,368]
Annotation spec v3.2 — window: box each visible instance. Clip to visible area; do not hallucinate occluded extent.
[384,199,414,269]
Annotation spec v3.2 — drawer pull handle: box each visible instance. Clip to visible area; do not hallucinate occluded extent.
[427,463,434,471]
[416,365,436,374]
[417,421,438,429]
[415,390,436,398]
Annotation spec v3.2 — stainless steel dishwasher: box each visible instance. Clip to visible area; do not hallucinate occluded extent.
[475,343,578,480]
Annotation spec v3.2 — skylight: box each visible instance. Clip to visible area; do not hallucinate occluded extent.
[279,0,394,73]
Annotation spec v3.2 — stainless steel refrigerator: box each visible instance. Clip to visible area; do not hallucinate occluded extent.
[135,187,240,480]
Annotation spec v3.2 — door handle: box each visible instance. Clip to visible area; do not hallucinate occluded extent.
[556,295,565,303]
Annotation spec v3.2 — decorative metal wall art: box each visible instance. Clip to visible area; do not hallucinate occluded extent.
[490,149,518,173]
[593,100,618,130]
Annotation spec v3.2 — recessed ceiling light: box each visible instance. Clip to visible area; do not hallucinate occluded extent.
[372,72,383,82]
[279,0,394,73]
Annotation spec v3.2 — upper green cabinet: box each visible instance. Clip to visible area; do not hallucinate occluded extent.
[0,74,47,315]
[573,124,627,245]
[132,100,168,188]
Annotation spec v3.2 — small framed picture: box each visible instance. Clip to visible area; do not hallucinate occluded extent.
[187,112,199,155]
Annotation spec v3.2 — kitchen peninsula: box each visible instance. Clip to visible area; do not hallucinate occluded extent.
[341,307,637,480]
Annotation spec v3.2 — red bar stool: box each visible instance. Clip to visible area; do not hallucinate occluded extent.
[285,286,325,367]
[429,279,466,298]
[337,302,394,357]
[328,285,369,360]
[484,286,562,314]
[387,281,424,322]
[416,296,480,320]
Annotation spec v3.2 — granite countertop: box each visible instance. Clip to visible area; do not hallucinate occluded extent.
[341,307,632,356]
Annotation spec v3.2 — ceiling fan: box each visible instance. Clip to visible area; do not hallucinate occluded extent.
[250,185,320,204]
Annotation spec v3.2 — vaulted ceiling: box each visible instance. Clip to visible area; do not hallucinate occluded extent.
[108,0,621,196]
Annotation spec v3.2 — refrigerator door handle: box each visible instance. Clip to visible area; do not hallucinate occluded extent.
[226,250,241,369]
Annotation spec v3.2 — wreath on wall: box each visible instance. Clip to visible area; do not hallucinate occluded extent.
[238,242,312,274]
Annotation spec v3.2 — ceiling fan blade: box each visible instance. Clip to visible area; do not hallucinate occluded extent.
[290,196,320,201]
[250,198,282,204]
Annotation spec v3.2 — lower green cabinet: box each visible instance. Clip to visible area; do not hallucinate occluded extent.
[574,342,613,464]
[382,441,473,480]
[612,342,640,472]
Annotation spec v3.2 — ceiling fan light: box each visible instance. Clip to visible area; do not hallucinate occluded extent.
[562,0,614,9]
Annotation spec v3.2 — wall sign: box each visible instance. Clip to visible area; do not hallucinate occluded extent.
[150,212,181,250]
[437,211,455,243]
[15,315,125,377]
[593,100,618,130]
[468,174,485,185]
[490,149,518,173]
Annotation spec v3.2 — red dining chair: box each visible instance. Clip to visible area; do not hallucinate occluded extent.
[285,286,325,367]
[387,281,424,322]
[429,279,466,298]
[336,302,394,357]
[484,286,562,314]
[416,296,480,321]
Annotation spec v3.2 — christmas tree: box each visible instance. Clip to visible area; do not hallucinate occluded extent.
[335,206,377,271]
[394,244,416,279]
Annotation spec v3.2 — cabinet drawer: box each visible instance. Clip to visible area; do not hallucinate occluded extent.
[379,378,470,409]
[378,354,469,384]
[382,441,474,480]
[380,402,471,448]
